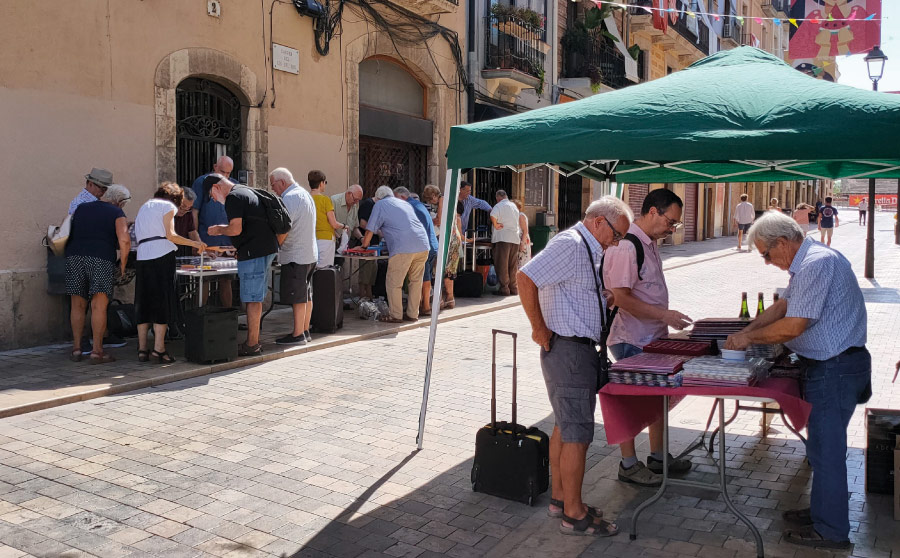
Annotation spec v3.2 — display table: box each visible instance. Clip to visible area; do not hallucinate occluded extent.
[175,266,238,307]
[599,379,811,558]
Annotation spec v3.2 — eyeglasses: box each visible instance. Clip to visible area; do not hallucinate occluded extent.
[662,215,683,229]
[603,218,625,242]
[761,246,773,261]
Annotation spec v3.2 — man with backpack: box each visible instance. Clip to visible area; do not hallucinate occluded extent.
[602,189,694,487]
[206,175,284,356]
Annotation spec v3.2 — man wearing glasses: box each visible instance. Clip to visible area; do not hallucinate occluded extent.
[70,167,113,214]
[330,184,364,244]
[602,189,694,487]
[724,212,868,550]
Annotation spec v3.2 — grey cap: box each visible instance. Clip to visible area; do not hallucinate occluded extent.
[85,168,113,188]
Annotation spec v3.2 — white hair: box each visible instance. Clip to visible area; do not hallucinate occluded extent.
[748,211,804,248]
[393,187,411,199]
[375,185,394,200]
[269,167,294,184]
[102,184,131,205]
[584,195,633,224]
[495,189,508,199]
[182,187,197,202]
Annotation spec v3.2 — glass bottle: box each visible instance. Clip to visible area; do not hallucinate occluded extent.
[739,292,751,319]
[773,292,780,302]
[756,292,765,317]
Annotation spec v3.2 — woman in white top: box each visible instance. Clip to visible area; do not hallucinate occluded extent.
[512,199,531,268]
[134,182,208,364]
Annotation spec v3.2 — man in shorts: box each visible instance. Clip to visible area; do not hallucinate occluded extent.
[271,168,318,345]
[733,193,755,252]
[206,175,280,356]
[857,198,868,226]
[817,196,839,247]
[517,196,632,538]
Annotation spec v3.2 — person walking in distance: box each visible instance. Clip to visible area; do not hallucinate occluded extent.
[858,198,868,226]
[733,193,755,252]
[517,196,632,537]
[817,196,839,247]
[270,168,318,345]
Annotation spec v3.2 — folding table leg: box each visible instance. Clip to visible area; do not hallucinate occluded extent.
[716,398,765,558]
[708,400,740,452]
[629,395,670,540]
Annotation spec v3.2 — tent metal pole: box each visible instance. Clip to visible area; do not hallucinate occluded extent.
[417,169,461,449]
[865,177,875,278]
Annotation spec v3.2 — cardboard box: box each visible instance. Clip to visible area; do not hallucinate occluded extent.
[895,435,900,521]
[865,408,900,494]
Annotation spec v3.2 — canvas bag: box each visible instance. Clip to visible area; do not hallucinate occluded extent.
[46,214,72,257]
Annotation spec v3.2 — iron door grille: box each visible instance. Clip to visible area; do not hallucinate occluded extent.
[359,136,427,199]
[557,174,583,232]
[175,78,243,189]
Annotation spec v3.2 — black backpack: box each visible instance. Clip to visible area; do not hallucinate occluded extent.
[237,186,292,235]
[622,233,645,281]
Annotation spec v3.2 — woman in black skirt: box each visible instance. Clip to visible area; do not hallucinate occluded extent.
[133,182,210,363]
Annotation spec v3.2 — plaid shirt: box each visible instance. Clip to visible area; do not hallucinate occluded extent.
[783,237,867,360]
[69,188,98,215]
[520,222,607,342]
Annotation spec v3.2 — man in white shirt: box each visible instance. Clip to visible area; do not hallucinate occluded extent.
[489,190,522,296]
[733,193,756,252]
[270,168,318,345]
[858,198,868,226]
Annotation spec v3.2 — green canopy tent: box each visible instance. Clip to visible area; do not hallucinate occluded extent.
[416,47,900,447]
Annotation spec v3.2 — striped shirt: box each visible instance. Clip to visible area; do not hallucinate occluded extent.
[520,222,608,342]
[69,188,99,215]
[783,237,867,361]
[460,195,492,231]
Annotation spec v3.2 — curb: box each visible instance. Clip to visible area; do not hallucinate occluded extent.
[0,300,522,419]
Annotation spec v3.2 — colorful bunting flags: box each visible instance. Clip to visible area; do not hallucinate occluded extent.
[589,1,886,24]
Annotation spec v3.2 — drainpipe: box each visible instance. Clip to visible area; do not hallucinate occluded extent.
[466,0,476,125]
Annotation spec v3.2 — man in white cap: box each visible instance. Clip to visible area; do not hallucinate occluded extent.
[69,168,113,215]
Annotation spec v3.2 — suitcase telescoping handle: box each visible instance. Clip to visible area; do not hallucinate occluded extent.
[491,329,518,435]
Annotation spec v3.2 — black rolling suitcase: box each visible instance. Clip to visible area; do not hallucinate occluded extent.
[471,330,549,505]
[455,237,483,298]
[311,266,344,333]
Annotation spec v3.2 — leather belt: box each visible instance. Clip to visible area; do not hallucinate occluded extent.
[551,333,596,346]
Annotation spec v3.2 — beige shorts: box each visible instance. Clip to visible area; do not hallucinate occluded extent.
[820,227,834,241]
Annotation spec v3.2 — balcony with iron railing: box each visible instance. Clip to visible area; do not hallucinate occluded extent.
[562,30,629,90]
[629,0,710,55]
[483,14,547,90]
[761,0,789,17]
[721,18,742,46]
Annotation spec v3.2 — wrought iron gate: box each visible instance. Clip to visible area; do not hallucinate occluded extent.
[359,136,427,198]
[558,174,584,231]
[175,78,243,188]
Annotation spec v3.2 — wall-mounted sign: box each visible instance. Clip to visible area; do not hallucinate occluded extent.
[273,44,299,74]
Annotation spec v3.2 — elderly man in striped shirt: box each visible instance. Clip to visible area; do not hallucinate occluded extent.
[725,212,870,551]
[518,196,632,538]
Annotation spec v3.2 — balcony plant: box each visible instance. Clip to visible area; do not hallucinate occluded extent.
[490,3,544,31]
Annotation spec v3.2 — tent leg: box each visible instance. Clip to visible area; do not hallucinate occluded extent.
[417,169,461,449]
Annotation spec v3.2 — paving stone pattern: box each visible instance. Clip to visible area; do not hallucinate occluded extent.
[0,213,898,557]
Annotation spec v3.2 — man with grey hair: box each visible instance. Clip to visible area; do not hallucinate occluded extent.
[271,167,318,345]
[517,195,631,538]
[192,156,236,307]
[725,211,869,550]
[331,184,364,243]
[174,187,201,256]
[490,189,521,296]
[361,186,430,322]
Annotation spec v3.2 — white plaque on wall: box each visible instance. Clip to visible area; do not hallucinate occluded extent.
[273,44,299,74]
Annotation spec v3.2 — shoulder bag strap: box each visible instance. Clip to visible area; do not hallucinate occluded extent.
[576,228,618,390]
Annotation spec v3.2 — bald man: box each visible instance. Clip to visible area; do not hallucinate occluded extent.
[192,156,235,307]
[331,185,363,243]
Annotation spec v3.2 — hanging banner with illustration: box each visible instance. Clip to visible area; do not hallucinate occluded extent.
[788,0,882,59]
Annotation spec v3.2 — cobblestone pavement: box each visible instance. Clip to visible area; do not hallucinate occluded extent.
[0,211,897,558]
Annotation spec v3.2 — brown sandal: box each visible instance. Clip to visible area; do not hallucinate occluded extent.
[440,299,456,310]
[69,350,82,363]
[89,352,116,365]
[379,315,403,323]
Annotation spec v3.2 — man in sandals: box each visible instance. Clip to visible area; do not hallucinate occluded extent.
[603,189,694,487]
[725,212,870,550]
[518,196,632,537]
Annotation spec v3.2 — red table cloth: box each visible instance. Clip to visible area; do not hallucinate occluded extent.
[598,378,812,445]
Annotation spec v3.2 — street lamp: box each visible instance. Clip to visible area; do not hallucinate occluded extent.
[864,46,887,278]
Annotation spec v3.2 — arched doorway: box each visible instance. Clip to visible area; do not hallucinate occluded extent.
[175,78,243,187]
[357,58,431,197]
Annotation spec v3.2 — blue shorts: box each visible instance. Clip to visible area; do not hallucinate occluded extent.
[609,343,642,361]
[423,251,437,283]
[237,254,276,302]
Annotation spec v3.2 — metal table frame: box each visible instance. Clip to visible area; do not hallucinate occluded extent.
[629,394,781,558]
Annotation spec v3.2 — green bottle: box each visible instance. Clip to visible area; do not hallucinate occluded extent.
[756,292,765,317]
[739,292,751,319]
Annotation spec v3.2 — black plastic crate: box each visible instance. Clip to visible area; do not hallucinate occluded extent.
[866,408,900,494]
[184,307,238,363]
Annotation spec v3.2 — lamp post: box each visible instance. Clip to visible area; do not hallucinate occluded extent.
[864,46,887,278]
